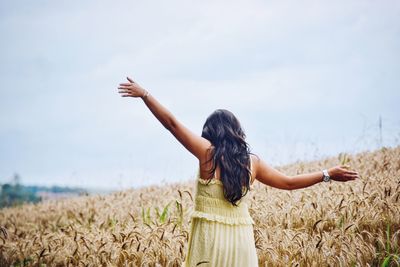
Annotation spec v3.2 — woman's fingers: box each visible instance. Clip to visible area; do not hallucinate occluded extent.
[118,88,131,93]
[342,172,359,181]
[117,77,142,98]
[330,165,359,182]
[339,166,358,175]
[345,173,358,179]
[118,87,132,92]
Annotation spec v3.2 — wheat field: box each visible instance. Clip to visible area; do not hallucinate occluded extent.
[0,146,399,266]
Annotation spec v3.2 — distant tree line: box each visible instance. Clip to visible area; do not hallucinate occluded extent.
[0,174,87,208]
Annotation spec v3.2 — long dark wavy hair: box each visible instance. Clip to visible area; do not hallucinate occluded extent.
[201,109,254,206]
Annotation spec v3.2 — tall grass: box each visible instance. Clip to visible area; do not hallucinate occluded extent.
[0,146,399,266]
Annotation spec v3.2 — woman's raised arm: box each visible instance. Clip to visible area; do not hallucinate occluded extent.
[251,155,359,190]
[118,77,211,161]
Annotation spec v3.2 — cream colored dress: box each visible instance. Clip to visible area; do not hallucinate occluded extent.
[183,163,258,267]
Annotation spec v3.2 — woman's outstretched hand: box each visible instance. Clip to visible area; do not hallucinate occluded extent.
[118,77,147,98]
[328,165,359,182]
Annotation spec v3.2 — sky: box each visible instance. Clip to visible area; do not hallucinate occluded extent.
[0,0,399,191]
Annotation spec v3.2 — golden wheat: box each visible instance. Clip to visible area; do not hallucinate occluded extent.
[0,146,399,266]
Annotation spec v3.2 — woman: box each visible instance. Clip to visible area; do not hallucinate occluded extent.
[117,77,359,267]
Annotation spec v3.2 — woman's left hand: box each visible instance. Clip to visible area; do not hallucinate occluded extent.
[328,165,360,182]
[118,77,147,98]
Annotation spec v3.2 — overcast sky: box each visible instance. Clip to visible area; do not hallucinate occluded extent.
[1,0,399,190]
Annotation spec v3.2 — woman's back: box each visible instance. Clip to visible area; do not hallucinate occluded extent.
[183,158,258,267]
[193,158,255,225]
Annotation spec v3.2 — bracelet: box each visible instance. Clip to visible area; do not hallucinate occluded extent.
[142,90,150,100]
[322,169,330,182]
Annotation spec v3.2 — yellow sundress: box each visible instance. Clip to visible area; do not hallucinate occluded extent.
[183,162,258,267]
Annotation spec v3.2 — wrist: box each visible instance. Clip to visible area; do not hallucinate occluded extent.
[141,89,150,100]
[322,169,331,182]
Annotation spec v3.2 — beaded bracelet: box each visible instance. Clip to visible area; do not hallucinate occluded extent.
[142,90,150,100]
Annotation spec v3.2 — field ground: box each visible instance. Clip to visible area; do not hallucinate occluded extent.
[1,146,399,266]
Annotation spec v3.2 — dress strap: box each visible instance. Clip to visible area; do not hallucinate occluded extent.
[197,166,218,180]
[249,157,254,184]
[250,158,252,171]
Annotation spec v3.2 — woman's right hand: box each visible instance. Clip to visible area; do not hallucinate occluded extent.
[328,165,359,182]
[118,77,148,98]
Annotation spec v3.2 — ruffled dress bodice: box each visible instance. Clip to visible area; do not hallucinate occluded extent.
[183,165,259,266]
[190,169,255,225]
